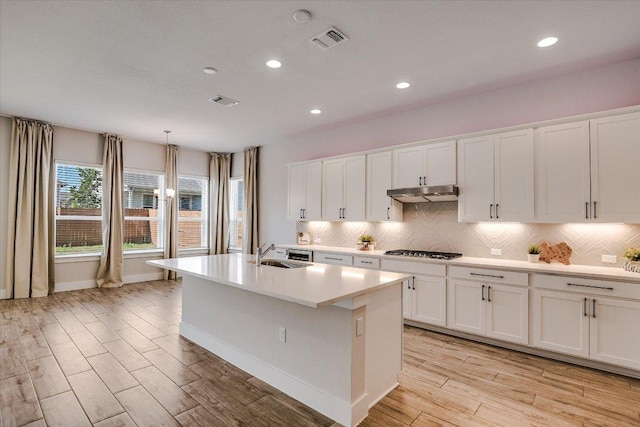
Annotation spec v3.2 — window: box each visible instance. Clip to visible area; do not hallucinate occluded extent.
[55,163,103,255]
[229,178,244,251]
[123,170,164,252]
[178,176,208,249]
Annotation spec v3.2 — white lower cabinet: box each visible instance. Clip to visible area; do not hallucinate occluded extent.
[448,279,529,345]
[403,275,447,327]
[533,289,640,370]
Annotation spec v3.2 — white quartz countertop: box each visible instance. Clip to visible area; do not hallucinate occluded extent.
[147,254,410,308]
[277,244,640,283]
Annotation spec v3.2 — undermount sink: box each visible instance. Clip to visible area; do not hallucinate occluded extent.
[249,259,307,269]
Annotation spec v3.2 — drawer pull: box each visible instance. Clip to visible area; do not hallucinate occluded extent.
[470,272,504,279]
[567,283,614,291]
[324,256,344,261]
[360,261,373,264]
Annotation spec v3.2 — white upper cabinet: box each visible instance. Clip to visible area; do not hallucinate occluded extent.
[287,161,322,221]
[590,112,640,223]
[366,151,402,221]
[536,121,591,222]
[322,155,366,221]
[392,141,456,189]
[537,111,640,223]
[458,129,534,222]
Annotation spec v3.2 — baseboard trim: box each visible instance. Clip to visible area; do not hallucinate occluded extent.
[180,321,365,427]
[55,272,165,293]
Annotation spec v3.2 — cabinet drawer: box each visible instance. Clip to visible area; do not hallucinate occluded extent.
[380,259,446,277]
[273,248,287,259]
[449,266,528,286]
[532,274,640,300]
[314,252,353,266]
[354,257,380,269]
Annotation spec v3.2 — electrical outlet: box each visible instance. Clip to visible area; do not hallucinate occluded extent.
[602,254,617,264]
[491,248,502,256]
[356,317,364,337]
[278,327,286,343]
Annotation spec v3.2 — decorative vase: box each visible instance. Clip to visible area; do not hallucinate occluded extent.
[361,242,370,251]
[527,254,540,263]
[624,259,640,273]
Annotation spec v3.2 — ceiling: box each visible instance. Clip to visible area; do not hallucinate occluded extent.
[1,1,639,152]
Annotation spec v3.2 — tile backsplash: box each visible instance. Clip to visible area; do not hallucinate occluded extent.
[297,202,640,267]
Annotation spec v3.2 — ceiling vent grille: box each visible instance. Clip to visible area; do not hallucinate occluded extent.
[208,95,239,107]
[310,27,349,50]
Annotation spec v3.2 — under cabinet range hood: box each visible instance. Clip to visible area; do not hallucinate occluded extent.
[387,185,459,203]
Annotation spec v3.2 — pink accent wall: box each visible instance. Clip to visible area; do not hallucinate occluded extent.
[259,58,640,248]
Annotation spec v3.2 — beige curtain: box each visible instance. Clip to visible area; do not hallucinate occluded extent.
[209,153,230,254]
[243,147,259,254]
[96,134,124,288]
[164,145,178,280]
[5,118,54,299]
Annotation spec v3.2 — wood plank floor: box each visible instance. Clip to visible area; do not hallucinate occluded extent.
[1,280,639,427]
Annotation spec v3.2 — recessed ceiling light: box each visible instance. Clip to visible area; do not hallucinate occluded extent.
[292,9,312,24]
[537,37,558,48]
[266,60,282,68]
[203,67,217,75]
[396,82,410,89]
[310,109,322,115]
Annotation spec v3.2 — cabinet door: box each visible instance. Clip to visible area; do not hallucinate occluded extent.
[447,279,484,335]
[485,284,528,345]
[532,290,589,358]
[590,297,640,370]
[536,121,590,222]
[412,275,447,327]
[322,159,344,221]
[393,146,423,188]
[367,151,402,221]
[424,140,456,186]
[494,129,534,222]
[343,156,366,221]
[457,135,495,222]
[287,164,306,220]
[304,162,322,220]
[402,280,413,319]
[590,112,640,223]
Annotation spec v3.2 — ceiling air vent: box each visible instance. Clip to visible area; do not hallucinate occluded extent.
[208,95,239,107]
[310,27,349,50]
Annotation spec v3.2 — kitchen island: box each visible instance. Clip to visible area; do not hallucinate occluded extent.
[147,254,410,427]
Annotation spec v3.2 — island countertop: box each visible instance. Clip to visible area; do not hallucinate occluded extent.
[147,254,410,308]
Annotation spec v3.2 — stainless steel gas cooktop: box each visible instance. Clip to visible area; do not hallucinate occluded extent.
[383,249,463,260]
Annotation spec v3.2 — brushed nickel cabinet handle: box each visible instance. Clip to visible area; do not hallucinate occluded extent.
[387,206,390,220]
[567,283,613,291]
[593,201,597,219]
[496,204,499,219]
[583,298,588,317]
[487,286,492,302]
[585,202,589,219]
[419,177,422,186]
[489,204,493,219]
[481,285,485,301]
[470,272,504,279]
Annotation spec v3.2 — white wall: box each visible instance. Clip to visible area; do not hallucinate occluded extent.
[258,58,640,247]
[0,117,11,290]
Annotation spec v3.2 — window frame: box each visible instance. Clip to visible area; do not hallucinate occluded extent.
[54,161,104,258]
[122,168,165,253]
[177,174,209,251]
[228,177,244,252]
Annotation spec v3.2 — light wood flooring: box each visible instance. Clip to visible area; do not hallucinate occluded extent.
[1,280,639,427]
